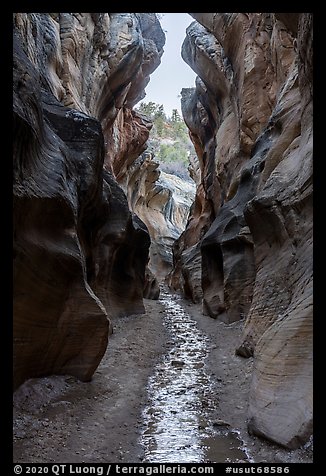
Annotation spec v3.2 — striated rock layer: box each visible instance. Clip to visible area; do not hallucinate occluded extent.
[126,152,195,280]
[13,13,165,389]
[172,13,312,447]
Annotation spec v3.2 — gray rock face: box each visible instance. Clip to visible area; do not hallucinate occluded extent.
[13,13,164,389]
[172,13,312,448]
[245,13,313,449]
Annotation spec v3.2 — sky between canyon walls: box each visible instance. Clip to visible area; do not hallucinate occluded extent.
[144,13,197,117]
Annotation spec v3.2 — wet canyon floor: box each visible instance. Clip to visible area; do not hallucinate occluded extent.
[13,288,312,464]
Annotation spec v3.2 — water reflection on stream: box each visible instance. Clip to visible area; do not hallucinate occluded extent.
[141,290,250,463]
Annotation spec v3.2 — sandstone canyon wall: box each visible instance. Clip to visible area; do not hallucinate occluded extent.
[125,152,195,281]
[171,13,312,448]
[13,13,165,389]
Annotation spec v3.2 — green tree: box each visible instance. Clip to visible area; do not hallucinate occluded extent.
[137,101,157,118]
[171,109,181,122]
[135,101,195,181]
[158,143,188,164]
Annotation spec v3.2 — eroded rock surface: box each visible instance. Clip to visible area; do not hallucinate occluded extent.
[13,13,164,389]
[171,13,312,448]
[246,13,313,449]
[126,153,195,279]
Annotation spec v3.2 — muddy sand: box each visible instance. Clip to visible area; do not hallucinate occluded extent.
[13,288,313,464]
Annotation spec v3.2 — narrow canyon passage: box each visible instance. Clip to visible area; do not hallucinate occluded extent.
[13,288,311,464]
[13,12,313,467]
[141,289,249,463]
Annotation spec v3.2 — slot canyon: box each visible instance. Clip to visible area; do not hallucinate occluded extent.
[13,13,313,464]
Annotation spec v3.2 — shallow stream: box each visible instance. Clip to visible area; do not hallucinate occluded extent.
[140,290,251,463]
